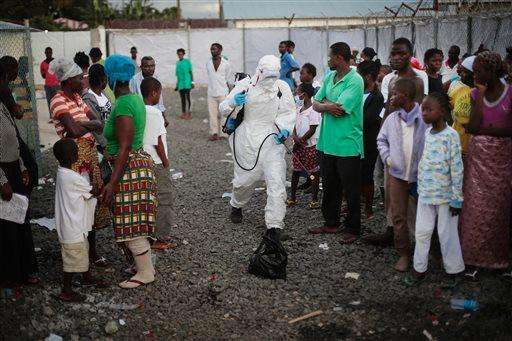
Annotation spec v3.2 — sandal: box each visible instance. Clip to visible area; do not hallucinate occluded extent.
[92,257,109,268]
[57,291,86,303]
[286,198,297,207]
[119,278,149,289]
[27,276,40,285]
[151,240,176,251]
[339,233,358,245]
[308,201,320,209]
[404,271,426,287]
[464,269,479,282]
[82,278,109,289]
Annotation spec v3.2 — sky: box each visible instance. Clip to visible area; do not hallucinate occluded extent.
[108,1,419,19]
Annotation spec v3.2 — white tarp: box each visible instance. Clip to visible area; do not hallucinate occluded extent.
[472,14,499,53]
[494,14,512,56]
[377,26,394,62]
[414,20,436,65]
[31,31,91,86]
[328,28,365,55]
[291,28,328,81]
[189,28,243,85]
[366,27,378,58]
[244,28,288,77]
[438,17,468,56]
[108,30,188,86]
[394,23,412,42]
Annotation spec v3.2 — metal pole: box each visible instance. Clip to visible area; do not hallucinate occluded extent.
[467,15,473,54]
[242,23,246,73]
[24,21,44,175]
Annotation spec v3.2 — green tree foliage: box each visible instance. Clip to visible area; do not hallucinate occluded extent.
[1,0,178,30]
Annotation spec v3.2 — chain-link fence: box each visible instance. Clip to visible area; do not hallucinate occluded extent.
[0,21,43,175]
[105,11,511,86]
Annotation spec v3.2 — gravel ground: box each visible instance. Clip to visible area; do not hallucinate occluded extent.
[1,88,511,340]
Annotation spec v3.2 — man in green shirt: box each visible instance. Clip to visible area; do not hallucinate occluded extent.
[309,42,364,243]
[175,48,194,120]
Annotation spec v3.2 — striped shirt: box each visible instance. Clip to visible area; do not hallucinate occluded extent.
[50,91,92,139]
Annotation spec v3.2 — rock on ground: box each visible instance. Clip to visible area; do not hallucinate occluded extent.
[1,88,511,340]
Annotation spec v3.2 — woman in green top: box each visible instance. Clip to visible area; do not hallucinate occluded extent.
[101,55,157,289]
[175,48,194,119]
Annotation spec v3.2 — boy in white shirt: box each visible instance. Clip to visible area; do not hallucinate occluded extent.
[54,138,106,303]
[141,77,173,251]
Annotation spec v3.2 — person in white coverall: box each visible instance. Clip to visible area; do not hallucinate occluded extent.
[219,55,296,241]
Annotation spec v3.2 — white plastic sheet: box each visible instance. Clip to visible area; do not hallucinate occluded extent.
[291,28,329,81]
[244,28,288,77]
[109,30,188,86]
[394,23,412,43]
[438,18,468,56]
[189,28,243,85]
[494,15,512,56]
[31,31,91,85]
[414,20,436,65]
[328,28,365,55]
[377,26,394,62]
[366,27,378,54]
[472,14,499,53]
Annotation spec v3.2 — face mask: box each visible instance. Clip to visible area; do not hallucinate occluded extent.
[295,95,304,107]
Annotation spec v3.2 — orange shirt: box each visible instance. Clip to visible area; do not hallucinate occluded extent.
[50,91,92,140]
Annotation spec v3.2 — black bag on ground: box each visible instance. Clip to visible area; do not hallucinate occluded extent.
[248,235,287,280]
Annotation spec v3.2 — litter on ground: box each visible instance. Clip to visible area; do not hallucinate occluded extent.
[288,310,323,324]
[318,243,329,251]
[344,272,360,280]
[30,217,56,231]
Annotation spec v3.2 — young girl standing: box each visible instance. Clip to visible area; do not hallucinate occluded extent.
[287,83,321,209]
[406,93,465,285]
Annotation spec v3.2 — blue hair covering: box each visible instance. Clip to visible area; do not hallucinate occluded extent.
[104,54,135,91]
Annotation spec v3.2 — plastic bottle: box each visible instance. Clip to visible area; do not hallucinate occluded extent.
[450,298,479,311]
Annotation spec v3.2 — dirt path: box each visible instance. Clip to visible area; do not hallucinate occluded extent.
[1,88,511,340]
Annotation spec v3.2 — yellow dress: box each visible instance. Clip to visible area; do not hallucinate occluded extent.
[448,81,472,155]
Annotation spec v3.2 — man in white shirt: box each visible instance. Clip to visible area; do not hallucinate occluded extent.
[381,37,429,105]
[441,45,461,83]
[129,56,168,127]
[206,43,232,141]
[140,77,174,251]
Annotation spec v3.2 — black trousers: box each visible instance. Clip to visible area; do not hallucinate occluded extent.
[320,152,361,234]
[179,88,191,113]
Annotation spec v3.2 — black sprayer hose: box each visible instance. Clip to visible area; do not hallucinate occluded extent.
[232,129,278,171]
[231,127,316,180]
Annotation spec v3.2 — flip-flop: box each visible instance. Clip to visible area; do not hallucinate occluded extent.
[92,257,109,268]
[119,279,147,289]
[82,278,109,289]
[404,273,425,287]
[57,291,86,303]
[308,201,320,209]
[26,276,40,285]
[286,199,297,207]
[339,233,358,244]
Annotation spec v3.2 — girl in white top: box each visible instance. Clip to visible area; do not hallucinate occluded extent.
[288,83,322,209]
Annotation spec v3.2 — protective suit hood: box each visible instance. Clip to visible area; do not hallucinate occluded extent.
[251,55,281,88]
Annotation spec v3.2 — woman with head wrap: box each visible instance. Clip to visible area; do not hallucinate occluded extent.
[0,62,39,287]
[460,51,512,275]
[49,57,111,268]
[101,55,157,289]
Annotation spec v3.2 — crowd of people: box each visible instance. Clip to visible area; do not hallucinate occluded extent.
[0,34,511,300]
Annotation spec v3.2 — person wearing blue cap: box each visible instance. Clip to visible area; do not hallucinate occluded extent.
[101,55,157,289]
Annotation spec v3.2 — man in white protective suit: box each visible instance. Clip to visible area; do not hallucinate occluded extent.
[219,55,296,241]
